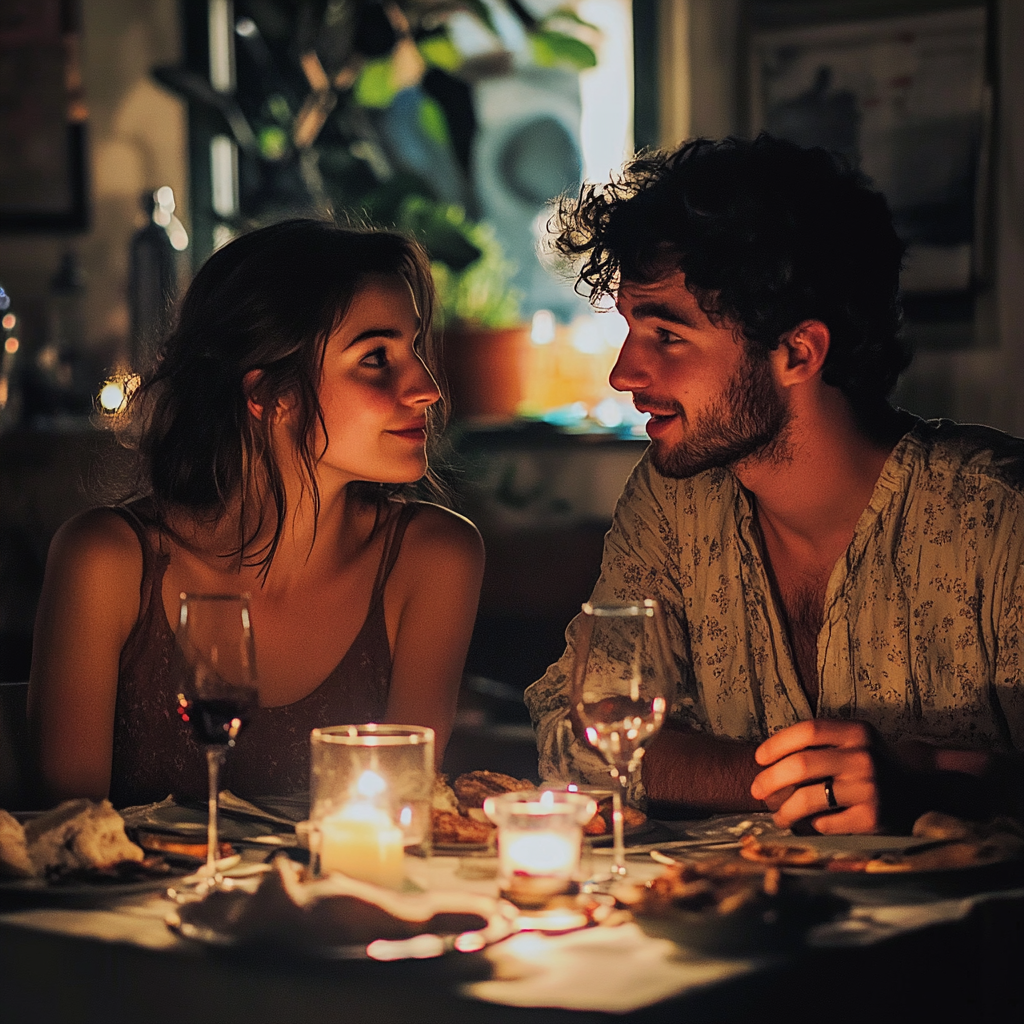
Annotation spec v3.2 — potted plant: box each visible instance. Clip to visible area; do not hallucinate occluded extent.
[156,1,598,418]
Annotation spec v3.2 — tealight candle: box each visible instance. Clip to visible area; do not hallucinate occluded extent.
[484,790,597,914]
[506,831,577,875]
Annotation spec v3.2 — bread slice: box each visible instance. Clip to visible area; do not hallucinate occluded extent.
[25,799,144,876]
[0,809,34,878]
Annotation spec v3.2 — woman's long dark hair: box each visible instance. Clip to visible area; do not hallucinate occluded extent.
[120,219,445,579]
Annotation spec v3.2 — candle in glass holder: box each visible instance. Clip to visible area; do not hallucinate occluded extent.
[484,790,596,913]
[310,724,435,887]
[317,769,405,888]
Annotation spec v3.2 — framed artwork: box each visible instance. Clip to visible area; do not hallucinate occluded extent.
[747,4,991,337]
[0,0,88,231]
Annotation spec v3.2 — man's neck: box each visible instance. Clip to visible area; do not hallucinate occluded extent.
[732,395,908,709]
[734,397,908,566]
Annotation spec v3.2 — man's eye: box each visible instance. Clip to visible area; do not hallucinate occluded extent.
[656,328,683,344]
[361,347,388,368]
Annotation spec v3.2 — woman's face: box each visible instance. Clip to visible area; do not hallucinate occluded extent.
[311,273,441,486]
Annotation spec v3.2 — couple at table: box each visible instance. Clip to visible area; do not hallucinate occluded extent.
[28,135,1024,834]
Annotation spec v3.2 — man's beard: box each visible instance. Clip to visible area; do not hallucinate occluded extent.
[650,348,792,479]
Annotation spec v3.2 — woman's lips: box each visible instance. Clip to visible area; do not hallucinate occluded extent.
[387,426,427,442]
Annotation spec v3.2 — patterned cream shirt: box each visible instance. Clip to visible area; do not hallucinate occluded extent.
[524,419,1024,800]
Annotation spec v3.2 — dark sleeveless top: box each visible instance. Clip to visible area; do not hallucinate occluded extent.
[108,503,417,809]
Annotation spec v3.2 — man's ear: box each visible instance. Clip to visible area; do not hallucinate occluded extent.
[772,320,830,387]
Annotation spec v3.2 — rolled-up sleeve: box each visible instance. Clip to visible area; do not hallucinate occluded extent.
[524,453,702,802]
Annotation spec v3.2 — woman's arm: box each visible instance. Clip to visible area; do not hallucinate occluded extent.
[27,509,143,803]
[383,504,484,763]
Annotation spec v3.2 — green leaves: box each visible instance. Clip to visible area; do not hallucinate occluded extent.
[418,95,451,146]
[354,57,398,108]
[418,34,462,72]
[258,125,290,160]
[543,6,600,32]
[529,29,597,70]
[396,196,482,274]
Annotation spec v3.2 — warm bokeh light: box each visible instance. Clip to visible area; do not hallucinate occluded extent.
[518,312,634,425]
[1,313,15,330]
[531,309,556,346]
[98,373,139,414]
[99,381,126,412]
[4,337,18,354]
[153,185,190,251]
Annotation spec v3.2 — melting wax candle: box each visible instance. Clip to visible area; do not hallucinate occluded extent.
[506,832,577,875]
[318,770,405,888]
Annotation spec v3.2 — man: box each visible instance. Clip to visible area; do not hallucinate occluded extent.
[525,135,1024,834]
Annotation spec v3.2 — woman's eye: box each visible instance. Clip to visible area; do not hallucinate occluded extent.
[361,347,388,369]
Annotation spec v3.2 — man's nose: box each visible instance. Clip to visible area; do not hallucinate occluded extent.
[608,334,650,393]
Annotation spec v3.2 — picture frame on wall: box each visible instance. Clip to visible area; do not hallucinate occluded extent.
[0,0,89,232]
[747,4,992,348]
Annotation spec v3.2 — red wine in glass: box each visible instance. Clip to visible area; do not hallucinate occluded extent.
[177,693,257,746]
[176,593,258,891]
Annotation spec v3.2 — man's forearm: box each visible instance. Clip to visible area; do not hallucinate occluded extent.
[641,725,765,815]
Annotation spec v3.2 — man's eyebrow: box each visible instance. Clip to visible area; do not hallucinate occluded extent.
[626,300,700,328]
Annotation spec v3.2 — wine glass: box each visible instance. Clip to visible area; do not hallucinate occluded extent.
[571,599,671,879]
[175,593,258,892]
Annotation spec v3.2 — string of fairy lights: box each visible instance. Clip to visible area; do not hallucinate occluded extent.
[0,286,17,416]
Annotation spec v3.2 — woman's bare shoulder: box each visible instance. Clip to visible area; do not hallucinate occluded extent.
[398,501,484,560]
[32,508,147,684]
[47,507,145,584]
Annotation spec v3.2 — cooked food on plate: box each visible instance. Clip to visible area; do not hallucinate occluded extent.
[134,832,235,862]
[0,808,34,878]
[619,857,787,918]
[582,797,648,837]
[615,857,847,952]
[737,815,1024,873]
[430,810,495,846]
[1,799,168,883]
[739,834,824,866]
[429,772,650,845]
[452,771,535,821]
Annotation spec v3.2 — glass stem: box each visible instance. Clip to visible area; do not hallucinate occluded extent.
[610,772,628,877]
[206,746,226,881]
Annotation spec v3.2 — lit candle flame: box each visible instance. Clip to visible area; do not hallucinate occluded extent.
[355,769,387,801]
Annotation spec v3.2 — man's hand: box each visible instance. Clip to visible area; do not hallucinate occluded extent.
[750,720,890,834]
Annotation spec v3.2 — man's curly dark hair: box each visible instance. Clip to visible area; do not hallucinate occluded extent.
[554,134,911,411]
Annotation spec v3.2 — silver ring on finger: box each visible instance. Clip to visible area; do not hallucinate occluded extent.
[823,777,839,810]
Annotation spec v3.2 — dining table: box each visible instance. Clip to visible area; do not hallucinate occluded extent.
[2,800,1021,1024]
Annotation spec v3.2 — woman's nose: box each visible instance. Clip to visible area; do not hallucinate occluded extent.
[608,334,650,392]
[405,356,441,406]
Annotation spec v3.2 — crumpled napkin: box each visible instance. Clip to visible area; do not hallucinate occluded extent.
[462,923,760,1013]
[171,855,505,953]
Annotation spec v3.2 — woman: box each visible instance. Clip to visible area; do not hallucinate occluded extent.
[27,220,484,807]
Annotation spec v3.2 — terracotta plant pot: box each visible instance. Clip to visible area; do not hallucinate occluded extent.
[441,324,530,421]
